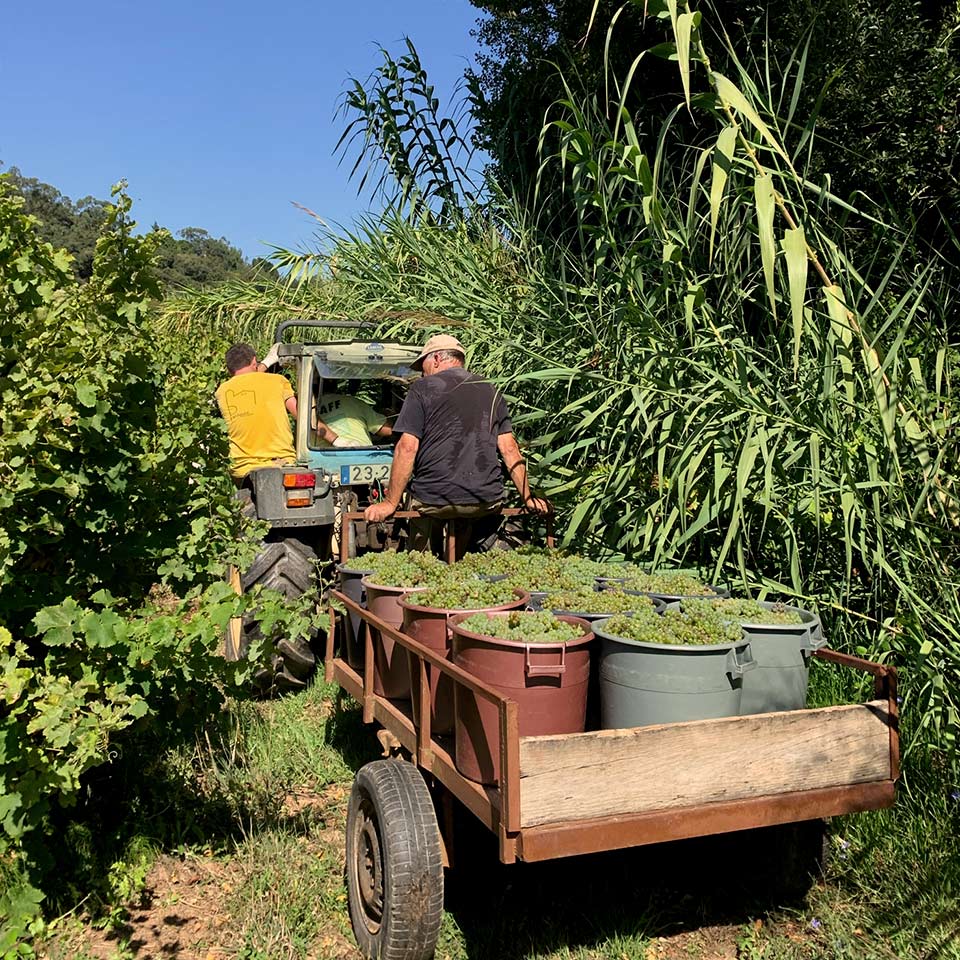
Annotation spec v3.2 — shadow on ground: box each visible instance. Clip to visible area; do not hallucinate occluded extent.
[441,809,825,959]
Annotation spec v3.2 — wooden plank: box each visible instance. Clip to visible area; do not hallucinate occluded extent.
[516,781,895,862]
[519,701,891,828]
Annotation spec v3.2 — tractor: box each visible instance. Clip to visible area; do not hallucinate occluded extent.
[226,320,423,689]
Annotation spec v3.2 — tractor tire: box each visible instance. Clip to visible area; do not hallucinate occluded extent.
[241,534,319,691]
[345,760,444,960]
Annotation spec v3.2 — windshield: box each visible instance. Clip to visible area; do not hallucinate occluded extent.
[311,342,420,380]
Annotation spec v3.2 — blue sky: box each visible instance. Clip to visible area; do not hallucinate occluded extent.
[1,1,483,259]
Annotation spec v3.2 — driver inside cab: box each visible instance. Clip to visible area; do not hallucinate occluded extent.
[312,379,393,448]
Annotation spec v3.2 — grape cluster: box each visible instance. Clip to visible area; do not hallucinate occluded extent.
[592,560,648,580]
[547,589,656,615]
[681,598,804,626]
[457,611,585,644]
[362,551,449,588]
[601,608,742,646]
[616,571,714,597]
[409,579,519,611]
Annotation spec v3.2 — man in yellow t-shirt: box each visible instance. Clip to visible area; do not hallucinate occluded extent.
[312,389,392,447]
[215,343,297,479]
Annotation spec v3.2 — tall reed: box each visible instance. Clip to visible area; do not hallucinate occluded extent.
[158,1,960,765]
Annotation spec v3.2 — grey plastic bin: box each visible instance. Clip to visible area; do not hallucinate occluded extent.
[593,617,756,728]
[337,561,375,670]
[665,600,826,715]
[737,603,825,715]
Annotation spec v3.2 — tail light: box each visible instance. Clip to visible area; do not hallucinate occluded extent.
[283,472,316,489]
[283,471,316,507]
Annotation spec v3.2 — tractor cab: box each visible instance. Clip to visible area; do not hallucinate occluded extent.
[292,338,420,494]
[244,321,421,552]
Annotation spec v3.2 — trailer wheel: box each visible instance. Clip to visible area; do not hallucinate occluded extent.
[753,818,828,900]
[346,760,443,960]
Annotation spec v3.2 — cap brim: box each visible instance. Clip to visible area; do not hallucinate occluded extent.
[411,354,427,371]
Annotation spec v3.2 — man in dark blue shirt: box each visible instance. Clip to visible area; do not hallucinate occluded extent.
[364,334,550,553]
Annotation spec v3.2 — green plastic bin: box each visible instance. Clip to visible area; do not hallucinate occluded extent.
[592,617,756,728]
[666,600,826,715]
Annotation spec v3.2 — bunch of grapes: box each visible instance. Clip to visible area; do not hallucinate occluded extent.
[601,608,742,646]
[592,560,648,580]
[457,611,585,644]
[504,564,587,592]
[363,551,449,588]
[681,598,805,626]
[616,571,714,597]
[457,550,541,576]
[409,578,520,610]
[547,589,657,615]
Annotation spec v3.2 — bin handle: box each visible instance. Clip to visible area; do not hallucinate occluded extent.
[802,633,829,656]
[525,643,566,677]
[726,643,757,678]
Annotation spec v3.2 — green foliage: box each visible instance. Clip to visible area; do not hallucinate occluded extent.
[469,0,960,266]
[3,166,269,288]
[0,175,257,629]
[0,175,322,951]
[337,39,480,222]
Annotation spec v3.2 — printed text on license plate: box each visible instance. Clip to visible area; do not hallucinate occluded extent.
[341,463,390,484]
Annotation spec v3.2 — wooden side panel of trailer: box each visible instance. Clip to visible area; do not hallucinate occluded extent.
[518,700,892,829]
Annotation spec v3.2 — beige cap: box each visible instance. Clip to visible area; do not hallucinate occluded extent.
[411,333,466,371]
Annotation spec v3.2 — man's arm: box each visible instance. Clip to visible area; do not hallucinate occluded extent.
[285,396,297,418]
[364,433,419,522]
[497,432,552,514]
[310,410,338,444]
[375,422,393,438]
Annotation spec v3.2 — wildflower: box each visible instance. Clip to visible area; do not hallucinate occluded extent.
[810,918,822,930]
[950,789,960,801]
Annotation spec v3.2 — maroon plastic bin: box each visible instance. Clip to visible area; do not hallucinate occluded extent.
[361,578,428,699]
[449,612,593,785]
[400,590,529,736]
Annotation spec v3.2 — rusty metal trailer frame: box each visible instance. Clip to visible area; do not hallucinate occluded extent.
[338,508,554,565]
[326,512,898,865]
[324,601,898,867]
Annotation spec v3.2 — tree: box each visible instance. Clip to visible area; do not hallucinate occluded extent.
[468,0,960,259]
[3,167,267,288]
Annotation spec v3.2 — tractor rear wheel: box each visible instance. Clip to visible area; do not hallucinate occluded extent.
[241,533,320,691]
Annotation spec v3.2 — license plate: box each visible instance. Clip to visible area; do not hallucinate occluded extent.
[341,462,390,485]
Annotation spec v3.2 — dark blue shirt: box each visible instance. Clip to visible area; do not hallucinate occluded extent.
[393,367,513,505]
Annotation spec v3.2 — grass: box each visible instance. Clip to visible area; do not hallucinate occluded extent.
[35,670,960,960]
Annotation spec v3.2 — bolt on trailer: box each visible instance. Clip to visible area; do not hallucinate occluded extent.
[323,522,899,960]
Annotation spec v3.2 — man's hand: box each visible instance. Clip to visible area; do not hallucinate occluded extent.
[524,495,553,515]
[364,500,397,523]
[260,343,281,369]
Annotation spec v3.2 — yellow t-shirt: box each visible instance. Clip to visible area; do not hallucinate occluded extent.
[313,393,388,447]
[215,372,295,478]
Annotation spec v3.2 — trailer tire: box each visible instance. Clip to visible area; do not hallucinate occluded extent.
[346,760,443,960]
[754,818,827,900]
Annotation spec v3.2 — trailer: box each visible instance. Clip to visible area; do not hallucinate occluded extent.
[324,514,899,960]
